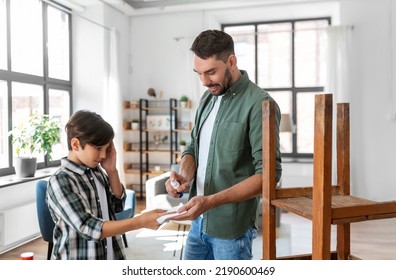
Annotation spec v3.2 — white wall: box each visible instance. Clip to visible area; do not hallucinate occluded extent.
[73,5,106,114]
[126,0,396,201]
[129,11,204,104]
[128,1,340,105]
[73,4,130,114]
[339,0,396,200]
[0,179,42,253]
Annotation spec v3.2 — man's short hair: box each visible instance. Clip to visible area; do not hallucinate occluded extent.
[190,29,235,62]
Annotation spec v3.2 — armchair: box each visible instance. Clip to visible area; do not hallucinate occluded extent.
[115,189,136,247]
[35,180,55,260]
[145,172,188,210]
[144,171,274,228]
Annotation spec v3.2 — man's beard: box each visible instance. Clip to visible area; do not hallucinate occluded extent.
[209,68,232,96]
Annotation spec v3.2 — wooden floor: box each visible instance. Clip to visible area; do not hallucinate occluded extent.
[1,199,396,260]
[0,198,147,260]
[275,212,396,259]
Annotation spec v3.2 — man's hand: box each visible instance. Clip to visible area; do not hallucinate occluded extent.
[170,195,210,221]
[165,171,190,198]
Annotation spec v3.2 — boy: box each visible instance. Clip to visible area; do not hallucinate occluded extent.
[47,110,165,260]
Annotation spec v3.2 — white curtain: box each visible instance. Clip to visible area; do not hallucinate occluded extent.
[391,0,396,121]
[178,36,202,121]
[325,25,353,184]
[325,25,353,103]
[103,28,125,184]
[188,44,202,119]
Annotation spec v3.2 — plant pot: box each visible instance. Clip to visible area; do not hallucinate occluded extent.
[131,122,139,130]
[179,145,186,153]
[14,157,37,178]
[180,101,187,108]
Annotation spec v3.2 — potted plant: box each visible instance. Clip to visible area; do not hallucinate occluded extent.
[8,114,61,178]
[179,140,187,153]
[131,119,139,130]
[180,95,189,108]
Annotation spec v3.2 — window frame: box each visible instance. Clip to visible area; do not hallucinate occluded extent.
[0,0,72,176]
[222,17,331,159]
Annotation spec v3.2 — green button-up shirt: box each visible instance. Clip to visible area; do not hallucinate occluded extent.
[183,70,282,239]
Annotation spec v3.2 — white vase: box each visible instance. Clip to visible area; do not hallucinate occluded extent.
[14,157,37,178]
[131,122,139,130]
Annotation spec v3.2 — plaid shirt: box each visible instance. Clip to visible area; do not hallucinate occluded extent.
[47,157,126,260]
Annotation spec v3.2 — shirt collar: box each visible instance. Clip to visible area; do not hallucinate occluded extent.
[60,157,98,175]
[224,70,249,98]
[200,70,250,104]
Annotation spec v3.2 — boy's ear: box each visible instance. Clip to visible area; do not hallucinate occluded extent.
[70,137,81,151]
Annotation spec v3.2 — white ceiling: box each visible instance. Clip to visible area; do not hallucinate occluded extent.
[59,0,331,16]
[125,0,230,9]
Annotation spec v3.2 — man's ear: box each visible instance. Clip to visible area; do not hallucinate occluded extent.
[70,137,81,151]
[228,54,237,69]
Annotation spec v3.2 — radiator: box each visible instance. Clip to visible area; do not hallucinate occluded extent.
[0,201,40,246]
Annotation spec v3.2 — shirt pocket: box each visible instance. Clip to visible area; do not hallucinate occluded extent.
[217,121,246,152]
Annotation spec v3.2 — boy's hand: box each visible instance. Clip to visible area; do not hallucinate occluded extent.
[101,141,117,172]
[136,209,167,230]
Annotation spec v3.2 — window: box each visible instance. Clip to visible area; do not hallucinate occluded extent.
[223,18,330,158]
[0,0,72,176]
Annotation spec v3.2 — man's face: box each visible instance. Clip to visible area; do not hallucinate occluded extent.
[193,54,232,96]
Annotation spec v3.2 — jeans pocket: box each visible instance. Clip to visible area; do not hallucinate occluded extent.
[249,227,258,240]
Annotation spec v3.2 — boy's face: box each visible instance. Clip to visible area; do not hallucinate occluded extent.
[68,138,111,168]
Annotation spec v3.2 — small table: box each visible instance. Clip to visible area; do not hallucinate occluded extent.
[171,220,191,259]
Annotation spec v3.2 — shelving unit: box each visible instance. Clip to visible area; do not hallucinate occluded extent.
[123,100,141,192]
[123,98,192,199]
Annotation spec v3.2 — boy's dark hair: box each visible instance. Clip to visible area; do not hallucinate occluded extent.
[65,110,114,150]
[190,29,235,62]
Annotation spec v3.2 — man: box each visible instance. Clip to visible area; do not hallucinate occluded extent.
[166,29,282,260]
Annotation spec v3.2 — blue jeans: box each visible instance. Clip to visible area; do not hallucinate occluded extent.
[183,216,257,260]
